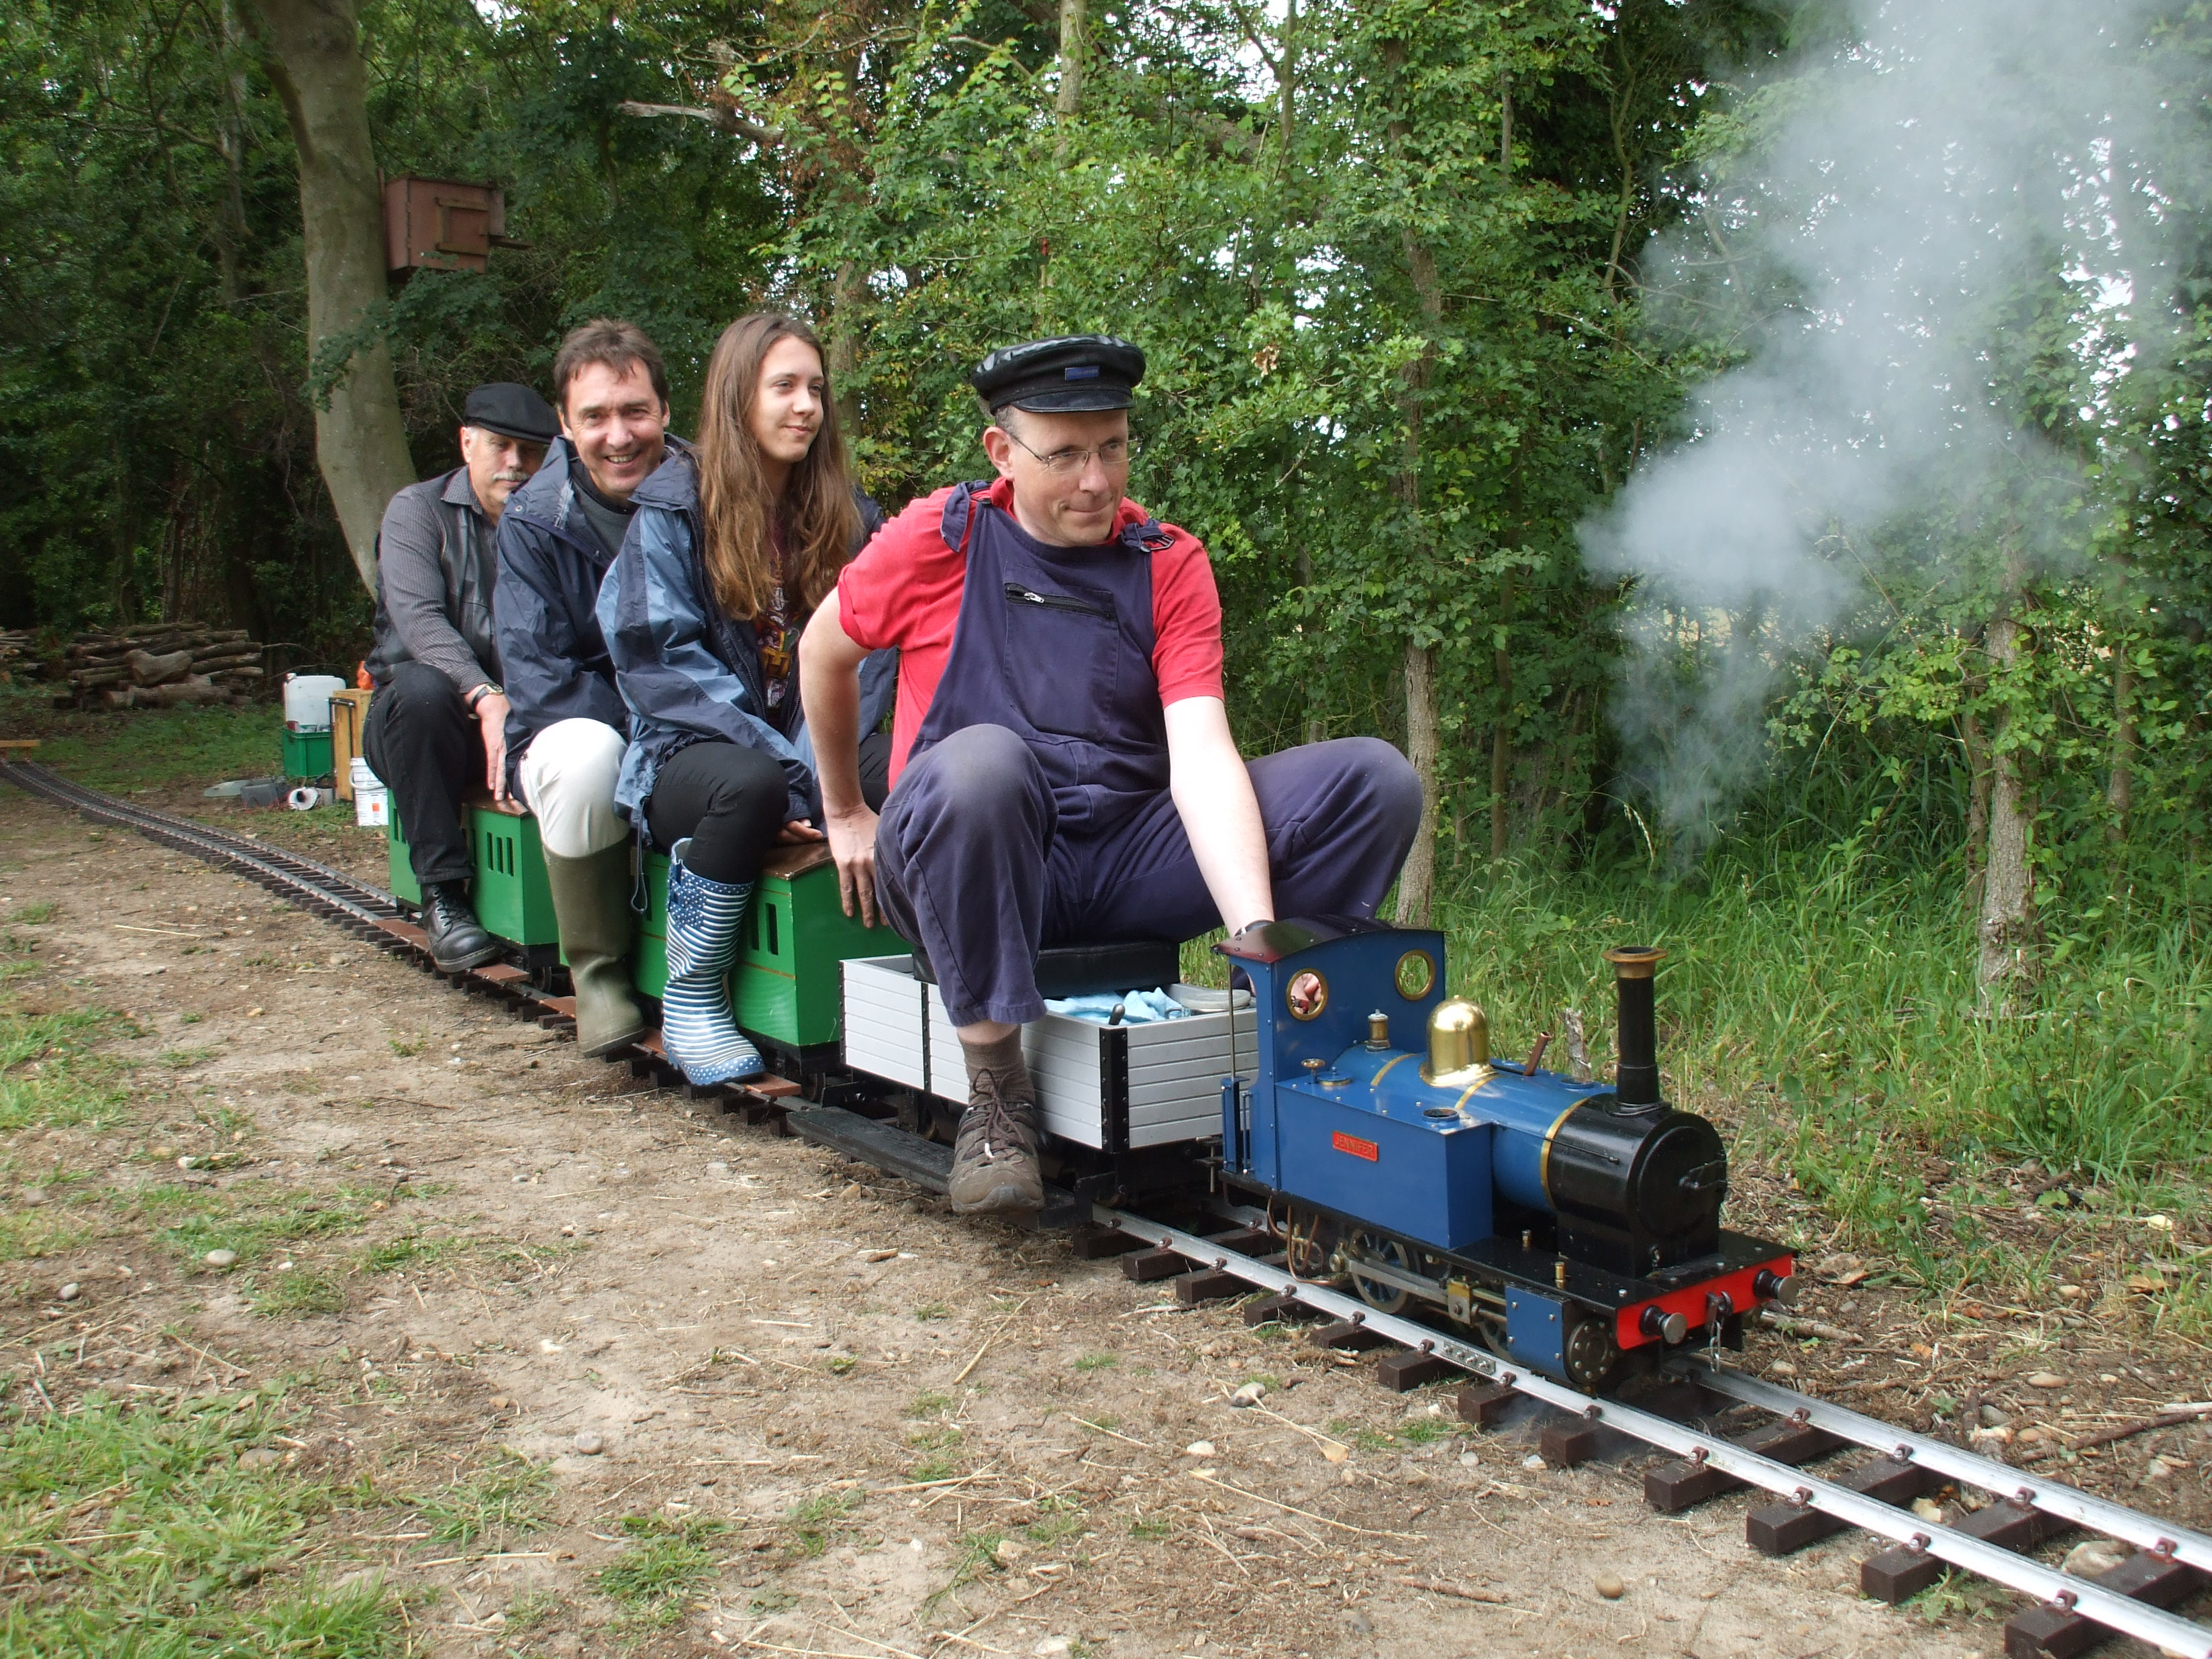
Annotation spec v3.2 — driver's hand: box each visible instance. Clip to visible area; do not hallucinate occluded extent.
[825,804,881,927]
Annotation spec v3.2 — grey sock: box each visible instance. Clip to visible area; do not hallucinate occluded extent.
[960,1030,1034,1107]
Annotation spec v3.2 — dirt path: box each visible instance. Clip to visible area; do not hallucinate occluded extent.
[0,788,2023,1657]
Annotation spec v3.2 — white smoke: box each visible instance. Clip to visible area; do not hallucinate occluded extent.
[1580,0,2200,846]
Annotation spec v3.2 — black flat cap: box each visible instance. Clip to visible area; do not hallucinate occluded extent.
[971,336,1146,413]
[462,382,558,443]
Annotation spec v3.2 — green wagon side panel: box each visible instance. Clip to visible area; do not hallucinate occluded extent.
[385,813,425,905]
[633,850,893,1048]
[385,809,554,948]
[469,808,559,945]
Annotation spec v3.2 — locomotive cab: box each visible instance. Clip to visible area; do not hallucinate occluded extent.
[1215,919,1793,1391]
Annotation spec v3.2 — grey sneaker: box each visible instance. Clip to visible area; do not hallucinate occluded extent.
[948,1085,1044,1215]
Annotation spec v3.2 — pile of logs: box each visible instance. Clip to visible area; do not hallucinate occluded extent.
[49,625,266,710]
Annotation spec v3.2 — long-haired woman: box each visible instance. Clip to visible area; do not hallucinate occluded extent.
[599,313,895,1083]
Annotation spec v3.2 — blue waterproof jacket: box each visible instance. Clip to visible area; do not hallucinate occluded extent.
[494,436,694,796]
[599,447,897,835]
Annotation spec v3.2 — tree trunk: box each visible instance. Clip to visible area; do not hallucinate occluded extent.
[2108,640,2134,846]
[1489,677,1511,864]
[1976,551,2041,1014]
[244,0,415,595]
[1960,709,1991,919]
[827,259,864,446]
[1297,544,1323,746]
[1397,639,1440,925]
[1056,0,1085,119]
[1383,42,1448,923]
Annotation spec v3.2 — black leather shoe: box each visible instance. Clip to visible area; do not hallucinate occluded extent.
[422,882,499,973]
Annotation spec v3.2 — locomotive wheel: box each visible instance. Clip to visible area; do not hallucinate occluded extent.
[1347,1233,1413,1316]
[1562,1311,1623,1393]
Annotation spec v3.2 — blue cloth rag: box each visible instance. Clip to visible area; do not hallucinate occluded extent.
[1043,987,1190,1025]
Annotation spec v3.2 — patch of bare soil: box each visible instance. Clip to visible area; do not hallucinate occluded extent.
[0,788,2126,1658]
[1721,1146,2212,1539]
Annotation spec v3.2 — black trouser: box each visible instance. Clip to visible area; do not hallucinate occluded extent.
[646,734,891,886]
[363,660,484,889]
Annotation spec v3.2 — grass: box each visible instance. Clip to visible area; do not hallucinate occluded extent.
[250,1266,348,1319]
[1328,1414,1459,1454]
[0,1211,89,1263]
[364,1233,468,1274]
[1072,1351,1118,1373]
[11,691,286,794]
[0,1388,401,1655]
[595,1514,728,1627]
[783,1490,855,1558]
[140,1181,373,1266]
[413,1450,554,1546]
[911,1301,950,1321]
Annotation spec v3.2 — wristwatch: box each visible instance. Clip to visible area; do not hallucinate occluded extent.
[466,683,504,711]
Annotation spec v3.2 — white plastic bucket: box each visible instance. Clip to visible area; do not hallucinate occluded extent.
[283,672,348,731]
[350,757,388,827]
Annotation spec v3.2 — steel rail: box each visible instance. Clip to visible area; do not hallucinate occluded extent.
[1096,1202,2212,1659]
[2,760,403,927]
[1680,1355,2212,1574]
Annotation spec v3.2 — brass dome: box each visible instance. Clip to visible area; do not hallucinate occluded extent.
[1420,997,1493,1088]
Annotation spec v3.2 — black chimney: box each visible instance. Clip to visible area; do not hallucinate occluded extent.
[1603,946,1666,1109]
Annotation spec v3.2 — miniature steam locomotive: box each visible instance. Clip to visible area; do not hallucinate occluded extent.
[1210,919,1797,1391]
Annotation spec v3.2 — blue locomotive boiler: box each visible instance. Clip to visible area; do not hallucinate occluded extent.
[1215,918,1795,1391]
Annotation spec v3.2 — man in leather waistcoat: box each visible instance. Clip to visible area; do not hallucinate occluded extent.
[363,381,557,972]
[801,337,1421,1215]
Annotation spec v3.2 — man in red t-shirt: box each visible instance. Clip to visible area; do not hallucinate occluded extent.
[802,336,1420,1213]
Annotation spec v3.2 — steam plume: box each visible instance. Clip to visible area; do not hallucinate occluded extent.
[1580,0,2200,848]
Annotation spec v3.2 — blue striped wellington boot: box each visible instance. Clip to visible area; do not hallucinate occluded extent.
[658,840,765,1085]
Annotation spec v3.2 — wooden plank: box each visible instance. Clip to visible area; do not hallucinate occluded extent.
[1644,1421,1844,1514]
[1540,1415,1600,1469]
[471,962,528,985]
[2003,1550,2203,1658]
[1456,1382,1515,1428]
[1746,1456,1937,1556]
[1121,1247,1191,1283]
[1172,1269,1247,1306]
[1375,1350,1458,1393]
[1311,1319,1394,1352]
[1862,1500,2072,1605]
[1243,1292,1321,1327]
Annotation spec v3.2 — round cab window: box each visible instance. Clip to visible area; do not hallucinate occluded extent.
[1285,969,1328,1021]
[1393,950,1436,1001]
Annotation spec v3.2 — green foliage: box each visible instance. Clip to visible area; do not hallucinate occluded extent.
[413,1450,554,1546]
[0,1389,401,1655]
[595,1513,728,1625]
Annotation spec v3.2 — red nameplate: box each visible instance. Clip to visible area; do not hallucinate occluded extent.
[1331,1131,1379,1162]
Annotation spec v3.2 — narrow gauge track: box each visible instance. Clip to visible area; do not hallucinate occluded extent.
[8,756,2209,1658]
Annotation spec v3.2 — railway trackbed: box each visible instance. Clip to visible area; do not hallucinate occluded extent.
[9,754,2209,1658]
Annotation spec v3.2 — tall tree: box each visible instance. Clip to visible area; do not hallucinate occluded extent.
[244,0,412,593]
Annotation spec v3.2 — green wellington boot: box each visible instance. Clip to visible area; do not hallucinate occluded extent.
[543,842,650,1058]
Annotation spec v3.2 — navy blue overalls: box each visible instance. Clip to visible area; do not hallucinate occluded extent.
[872,481,1424,1029]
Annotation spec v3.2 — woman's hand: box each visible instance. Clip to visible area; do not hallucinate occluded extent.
[824,803,881,925]
[776,819,827,844]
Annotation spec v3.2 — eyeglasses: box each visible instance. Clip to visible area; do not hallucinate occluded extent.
[1002,430,1142,476]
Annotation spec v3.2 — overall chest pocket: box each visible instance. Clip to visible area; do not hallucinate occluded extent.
[1002,582,1121,738]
